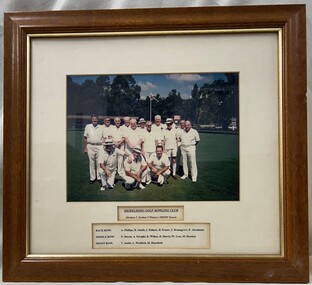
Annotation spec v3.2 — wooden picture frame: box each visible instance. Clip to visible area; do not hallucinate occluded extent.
[3,5,308,282]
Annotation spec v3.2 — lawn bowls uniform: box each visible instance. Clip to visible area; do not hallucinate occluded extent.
[141,129,162,161]
[102,125,114,141]
[147,152,171,185]
[180,128,200,182]
[124,153,147,187]
[111,125,126,177]
[99,144,129,190]
[163,127,178,157]
[151,123,165,143]
[125,128,142,152]
[84,123,103,182]
[163,123,178,177]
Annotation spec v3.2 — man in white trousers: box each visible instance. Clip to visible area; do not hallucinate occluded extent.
[98,139,132,191]
[124,146,147,190]
[83,115,103,184]
[179,120,200,182]
[163,118,178,179]
[147,145,171,186]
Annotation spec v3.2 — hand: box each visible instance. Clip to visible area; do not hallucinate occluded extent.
[106,169,112,177]
[127,156,132,163]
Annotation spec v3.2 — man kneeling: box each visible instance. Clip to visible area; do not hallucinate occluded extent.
[147,145,170,186]
[99,139,132,191]
[124,147,147,190]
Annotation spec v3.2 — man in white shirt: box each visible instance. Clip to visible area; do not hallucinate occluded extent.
[83,115,103,183]
[120,116,130,132]
[102,116,113,140]
[152,114,165,134]
[163,118,178,179]
[124,118,142,153]
[147,145,171,186]
[141,121,162,160]
[99,139,132,191]
[179,120,200,182]
[124,147,147,190]
[138,118,146,137]
[111,117,126,177]
[176,119,186,175]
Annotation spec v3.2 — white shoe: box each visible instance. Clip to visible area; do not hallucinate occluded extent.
[181,175,188,180]
[192,178,197,183]
[145,180,151,185]
[100,186,106,191]
[138,183,145,189]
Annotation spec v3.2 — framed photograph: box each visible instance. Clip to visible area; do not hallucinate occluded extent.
[3,5,308,283]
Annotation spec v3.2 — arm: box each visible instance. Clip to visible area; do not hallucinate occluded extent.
[83,137,88,153]
[100,163,112,177]
[147,162,158,174]
[156,166,169,176]
[125,169,140,183]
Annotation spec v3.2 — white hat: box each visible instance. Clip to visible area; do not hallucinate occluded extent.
[104,139,114,146]
[133,146,142,154]
[165,118,173,124]
[138,118,146,123]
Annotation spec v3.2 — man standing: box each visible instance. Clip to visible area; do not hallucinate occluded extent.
[176,119,186,175]
[152,115,165,133]
[111,117,126,177]
[83,115,103,184]
[147,145,171,186]
[179,120,200,182]
[124,118,142,152]
[124,147,147,190]
[163,118,178,179]
[138,118,147,136]
[98,139,132,191]
[102,116,113,140]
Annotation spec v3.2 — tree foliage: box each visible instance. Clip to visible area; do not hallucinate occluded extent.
[67,74,238,128]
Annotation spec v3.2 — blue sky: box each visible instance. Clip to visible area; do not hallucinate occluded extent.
[71,73,228,100]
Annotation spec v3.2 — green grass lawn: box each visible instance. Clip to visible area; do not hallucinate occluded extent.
[67,130,239,202]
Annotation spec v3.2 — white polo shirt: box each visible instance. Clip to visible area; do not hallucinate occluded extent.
[148,153,170,170]
[163,128,177,150]
[99,147,125,171]
[124,155,146,173]
[180,128,200,147]
[84,124,103,144]
[111,125,124,143]
[126,128,142,147]
[141,130,162,153]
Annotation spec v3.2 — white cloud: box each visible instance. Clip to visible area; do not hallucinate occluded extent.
[180,93,191,99]
[166,74,204,82]
[138,81,156,91]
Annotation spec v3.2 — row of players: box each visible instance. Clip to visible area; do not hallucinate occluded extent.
[83,115,200,190]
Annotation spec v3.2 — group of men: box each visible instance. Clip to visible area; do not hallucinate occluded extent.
[83,114,200,191]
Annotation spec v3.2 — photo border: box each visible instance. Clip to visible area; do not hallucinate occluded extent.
[3,5,308,282]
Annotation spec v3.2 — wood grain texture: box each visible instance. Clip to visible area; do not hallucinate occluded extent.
[3,5,308,282]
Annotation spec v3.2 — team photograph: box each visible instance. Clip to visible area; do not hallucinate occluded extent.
[67,73,239,202]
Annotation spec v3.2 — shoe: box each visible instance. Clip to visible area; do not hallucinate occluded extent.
[97,179,101,184]
[138,183,145,189]
[145,180,151,185]
[180,175,187,180]
[89,179,96,184]
[192,179,197,183]
[172,175,177,180]
[157,183,163,187]
[100,186,107,191]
